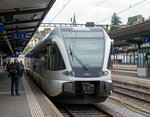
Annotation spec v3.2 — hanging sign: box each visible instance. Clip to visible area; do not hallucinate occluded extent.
[12,32,26,40]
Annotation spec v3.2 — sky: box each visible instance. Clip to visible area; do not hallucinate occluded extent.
[39,0,149,30]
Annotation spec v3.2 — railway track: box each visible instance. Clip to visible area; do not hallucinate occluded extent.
[55,103,111,117]
[111,80,150,116]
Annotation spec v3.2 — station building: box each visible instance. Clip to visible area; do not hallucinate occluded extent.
[109,20,150,77]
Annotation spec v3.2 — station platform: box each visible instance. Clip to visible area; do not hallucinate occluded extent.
[112,70,150,88]
[113,65,137,71]
[0,72,63,117]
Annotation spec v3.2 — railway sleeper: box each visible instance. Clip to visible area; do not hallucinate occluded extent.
[113,87,150,103]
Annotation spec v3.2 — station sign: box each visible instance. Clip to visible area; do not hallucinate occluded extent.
[142,36,150,43]
[11,55,18,58]
[12,32,26,40]
[0,25,4,32]
[15,46,22,51]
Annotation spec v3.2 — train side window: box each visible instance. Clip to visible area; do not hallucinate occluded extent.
[48,44,65,70]
[32,54,40,72]
[41,47,48,69]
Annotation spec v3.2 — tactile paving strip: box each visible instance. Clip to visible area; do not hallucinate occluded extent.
[22,76,45,117]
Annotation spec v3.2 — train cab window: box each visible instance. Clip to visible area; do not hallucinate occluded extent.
[48,44,65,70]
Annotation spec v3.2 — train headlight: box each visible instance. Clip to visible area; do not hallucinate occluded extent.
[104,71,108,75]
[99,71,108,76]
[63,71,74,76]
[63,71,70,76]
[69,71,74,76]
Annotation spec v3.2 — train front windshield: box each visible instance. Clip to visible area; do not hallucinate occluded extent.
[62,29,105,69]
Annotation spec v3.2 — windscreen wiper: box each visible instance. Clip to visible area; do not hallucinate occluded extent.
[69,46,88,71]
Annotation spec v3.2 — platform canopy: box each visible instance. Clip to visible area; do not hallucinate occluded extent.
[0,0,55,55]
[109,21,150,47]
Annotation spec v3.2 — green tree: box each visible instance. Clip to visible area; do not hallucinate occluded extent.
[127,15,144,25]
[110,13,122,32]
[40,28,51,35]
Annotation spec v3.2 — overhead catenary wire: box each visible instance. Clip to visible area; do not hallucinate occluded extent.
[97,0,147,23]
[77,0,107,18]
[50,0,72,23]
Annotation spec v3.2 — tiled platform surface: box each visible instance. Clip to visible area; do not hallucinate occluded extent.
[0,72,63,117]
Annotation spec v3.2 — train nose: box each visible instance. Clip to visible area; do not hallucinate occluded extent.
[82,82,95,94]
[62,81,114,96]
[63,82,75,95]
[105,82,114,91]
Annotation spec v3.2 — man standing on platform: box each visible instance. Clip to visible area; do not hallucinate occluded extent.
[10,59,21,96]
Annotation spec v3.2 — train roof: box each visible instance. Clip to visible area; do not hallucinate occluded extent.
[59,27,104,32]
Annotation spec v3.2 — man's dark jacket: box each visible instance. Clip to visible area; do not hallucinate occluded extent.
[11,63,21,77]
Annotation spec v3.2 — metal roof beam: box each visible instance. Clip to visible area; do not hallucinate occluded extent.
[0,8,47,16]
[4,19,40,25]
[112,30,150,41]
[126,40,141,44]
[13,38,29,41]
[0,31,34,37]
[6,26,37,31]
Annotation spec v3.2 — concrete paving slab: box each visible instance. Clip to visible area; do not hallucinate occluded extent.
[0,72,63,117]
[0,94,31,117]
[0,72,31,117]
[0,72,24,92]
[112,70,150,80]
[95,98,145,117]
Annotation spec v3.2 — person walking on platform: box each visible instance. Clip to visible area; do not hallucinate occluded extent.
[7,61,10,72]
[20,61,24,78]
[9,59,21,96]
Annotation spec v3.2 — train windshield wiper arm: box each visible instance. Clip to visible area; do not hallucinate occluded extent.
[69,46,88,71]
